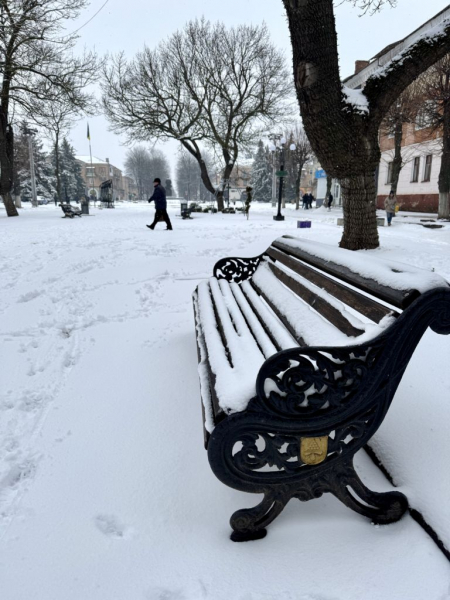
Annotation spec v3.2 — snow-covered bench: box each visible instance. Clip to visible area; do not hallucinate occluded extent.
[60,203,82,218]
[193,236,450,542]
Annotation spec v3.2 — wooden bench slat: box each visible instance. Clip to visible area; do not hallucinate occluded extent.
[273,239,419,309]
[228,281,278,358]
[250,280,307,347]
[241,281,297,352]
[252,263,367,347]
[266,247,398,323]
[217,278,272,358]
[209,278,266,368]
[266,262,366,337]
[208,281,234,368]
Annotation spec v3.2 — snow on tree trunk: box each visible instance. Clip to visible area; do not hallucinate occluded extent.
[340,172,379,251]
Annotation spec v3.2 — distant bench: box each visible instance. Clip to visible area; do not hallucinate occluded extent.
[193,236,450,541]
[60,203,82,218]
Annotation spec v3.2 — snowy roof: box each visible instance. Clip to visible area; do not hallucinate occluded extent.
[344,6,450,88]
[75,155,109,165]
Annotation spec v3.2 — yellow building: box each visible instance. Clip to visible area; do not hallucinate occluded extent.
[76,155,129,201]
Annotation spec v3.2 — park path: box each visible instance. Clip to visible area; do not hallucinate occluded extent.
[0,203,449,600]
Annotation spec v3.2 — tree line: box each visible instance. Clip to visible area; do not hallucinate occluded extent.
[1,0,450,249]
[13,122,84,203]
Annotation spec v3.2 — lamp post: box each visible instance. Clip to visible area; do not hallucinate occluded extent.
[271,137,296,222]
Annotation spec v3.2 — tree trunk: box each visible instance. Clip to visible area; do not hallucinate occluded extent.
[390,120,403,195]
[295,160,304,210]
[2,191,18,216]
[339,172,379,250]
[0,109,18,217]
[438,99,450,220]
[283,1,382,250]
[55,134,61,203]
[216,190,225,212]
[326,174,332,199]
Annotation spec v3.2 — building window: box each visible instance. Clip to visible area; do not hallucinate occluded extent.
[386,162,394,185]
[86,167,95,177]
[423,155,432,182]
[411,157,420,183]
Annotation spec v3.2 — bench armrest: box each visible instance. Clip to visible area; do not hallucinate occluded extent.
[254,287,450,424]
[213,254,264,283]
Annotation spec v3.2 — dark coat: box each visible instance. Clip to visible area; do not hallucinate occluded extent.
[149,184,167,210]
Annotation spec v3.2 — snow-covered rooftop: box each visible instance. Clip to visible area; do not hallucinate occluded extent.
[75,155,109,165]
[344,6,450,89]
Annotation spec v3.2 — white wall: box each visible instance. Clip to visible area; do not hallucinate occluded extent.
[378,139,441,197]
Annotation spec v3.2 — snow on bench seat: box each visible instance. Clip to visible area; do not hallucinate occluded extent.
[196,279,266,414]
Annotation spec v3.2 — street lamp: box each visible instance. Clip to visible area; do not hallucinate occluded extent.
[272,137,296,222]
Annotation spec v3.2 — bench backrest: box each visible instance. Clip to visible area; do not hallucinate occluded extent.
[214,236,449,351]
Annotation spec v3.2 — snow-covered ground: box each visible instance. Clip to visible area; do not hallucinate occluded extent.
[1,202,449,600]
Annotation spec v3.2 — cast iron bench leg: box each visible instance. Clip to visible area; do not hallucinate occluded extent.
[329,459,408,525]
[230,490,288,542]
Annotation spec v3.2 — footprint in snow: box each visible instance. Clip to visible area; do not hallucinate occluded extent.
[95,514,131,539]
[145,589,187,600]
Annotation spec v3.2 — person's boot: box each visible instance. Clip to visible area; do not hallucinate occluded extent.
[146,225,154,230]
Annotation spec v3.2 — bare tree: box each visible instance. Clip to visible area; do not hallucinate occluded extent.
[0,0,98,216]
[285,125,313,209]
[124,146,170,199]
[282,1,450,249]
[125,146,150,200]
[346,0,397,15]
[176,148,214,202]
[29,91,97,203]
[380,85,420,195]
[416,56,450,220]
[102,20,292,211]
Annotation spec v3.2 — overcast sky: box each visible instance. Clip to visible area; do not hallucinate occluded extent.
[68,0,447,177]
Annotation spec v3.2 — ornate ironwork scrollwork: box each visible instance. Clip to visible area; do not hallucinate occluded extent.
[227,406,378,483]
[254,344,382,420]
[213,255,263,283]
[205,280,450,540]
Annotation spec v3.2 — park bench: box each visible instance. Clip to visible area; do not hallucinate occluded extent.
[193,236,450,542]
[180,201,193,219]
[60,203,82,218]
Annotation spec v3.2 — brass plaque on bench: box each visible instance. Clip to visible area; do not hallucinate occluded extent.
[300,436,328,465]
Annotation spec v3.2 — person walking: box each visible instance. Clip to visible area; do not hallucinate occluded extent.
[309,193,315,209]
[384,191,397,227]
[327,192,333,211]
[302,192,309,210]
[147,178,173,230]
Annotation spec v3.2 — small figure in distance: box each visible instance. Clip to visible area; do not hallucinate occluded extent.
[147,178,173,231]
[384,190,397,227]
[302,192,309,210]
[327,192,333,211]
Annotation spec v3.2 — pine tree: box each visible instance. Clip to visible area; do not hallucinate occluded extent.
[57,138,85,202]
[251,141,272,202]
[14,124,57,202]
